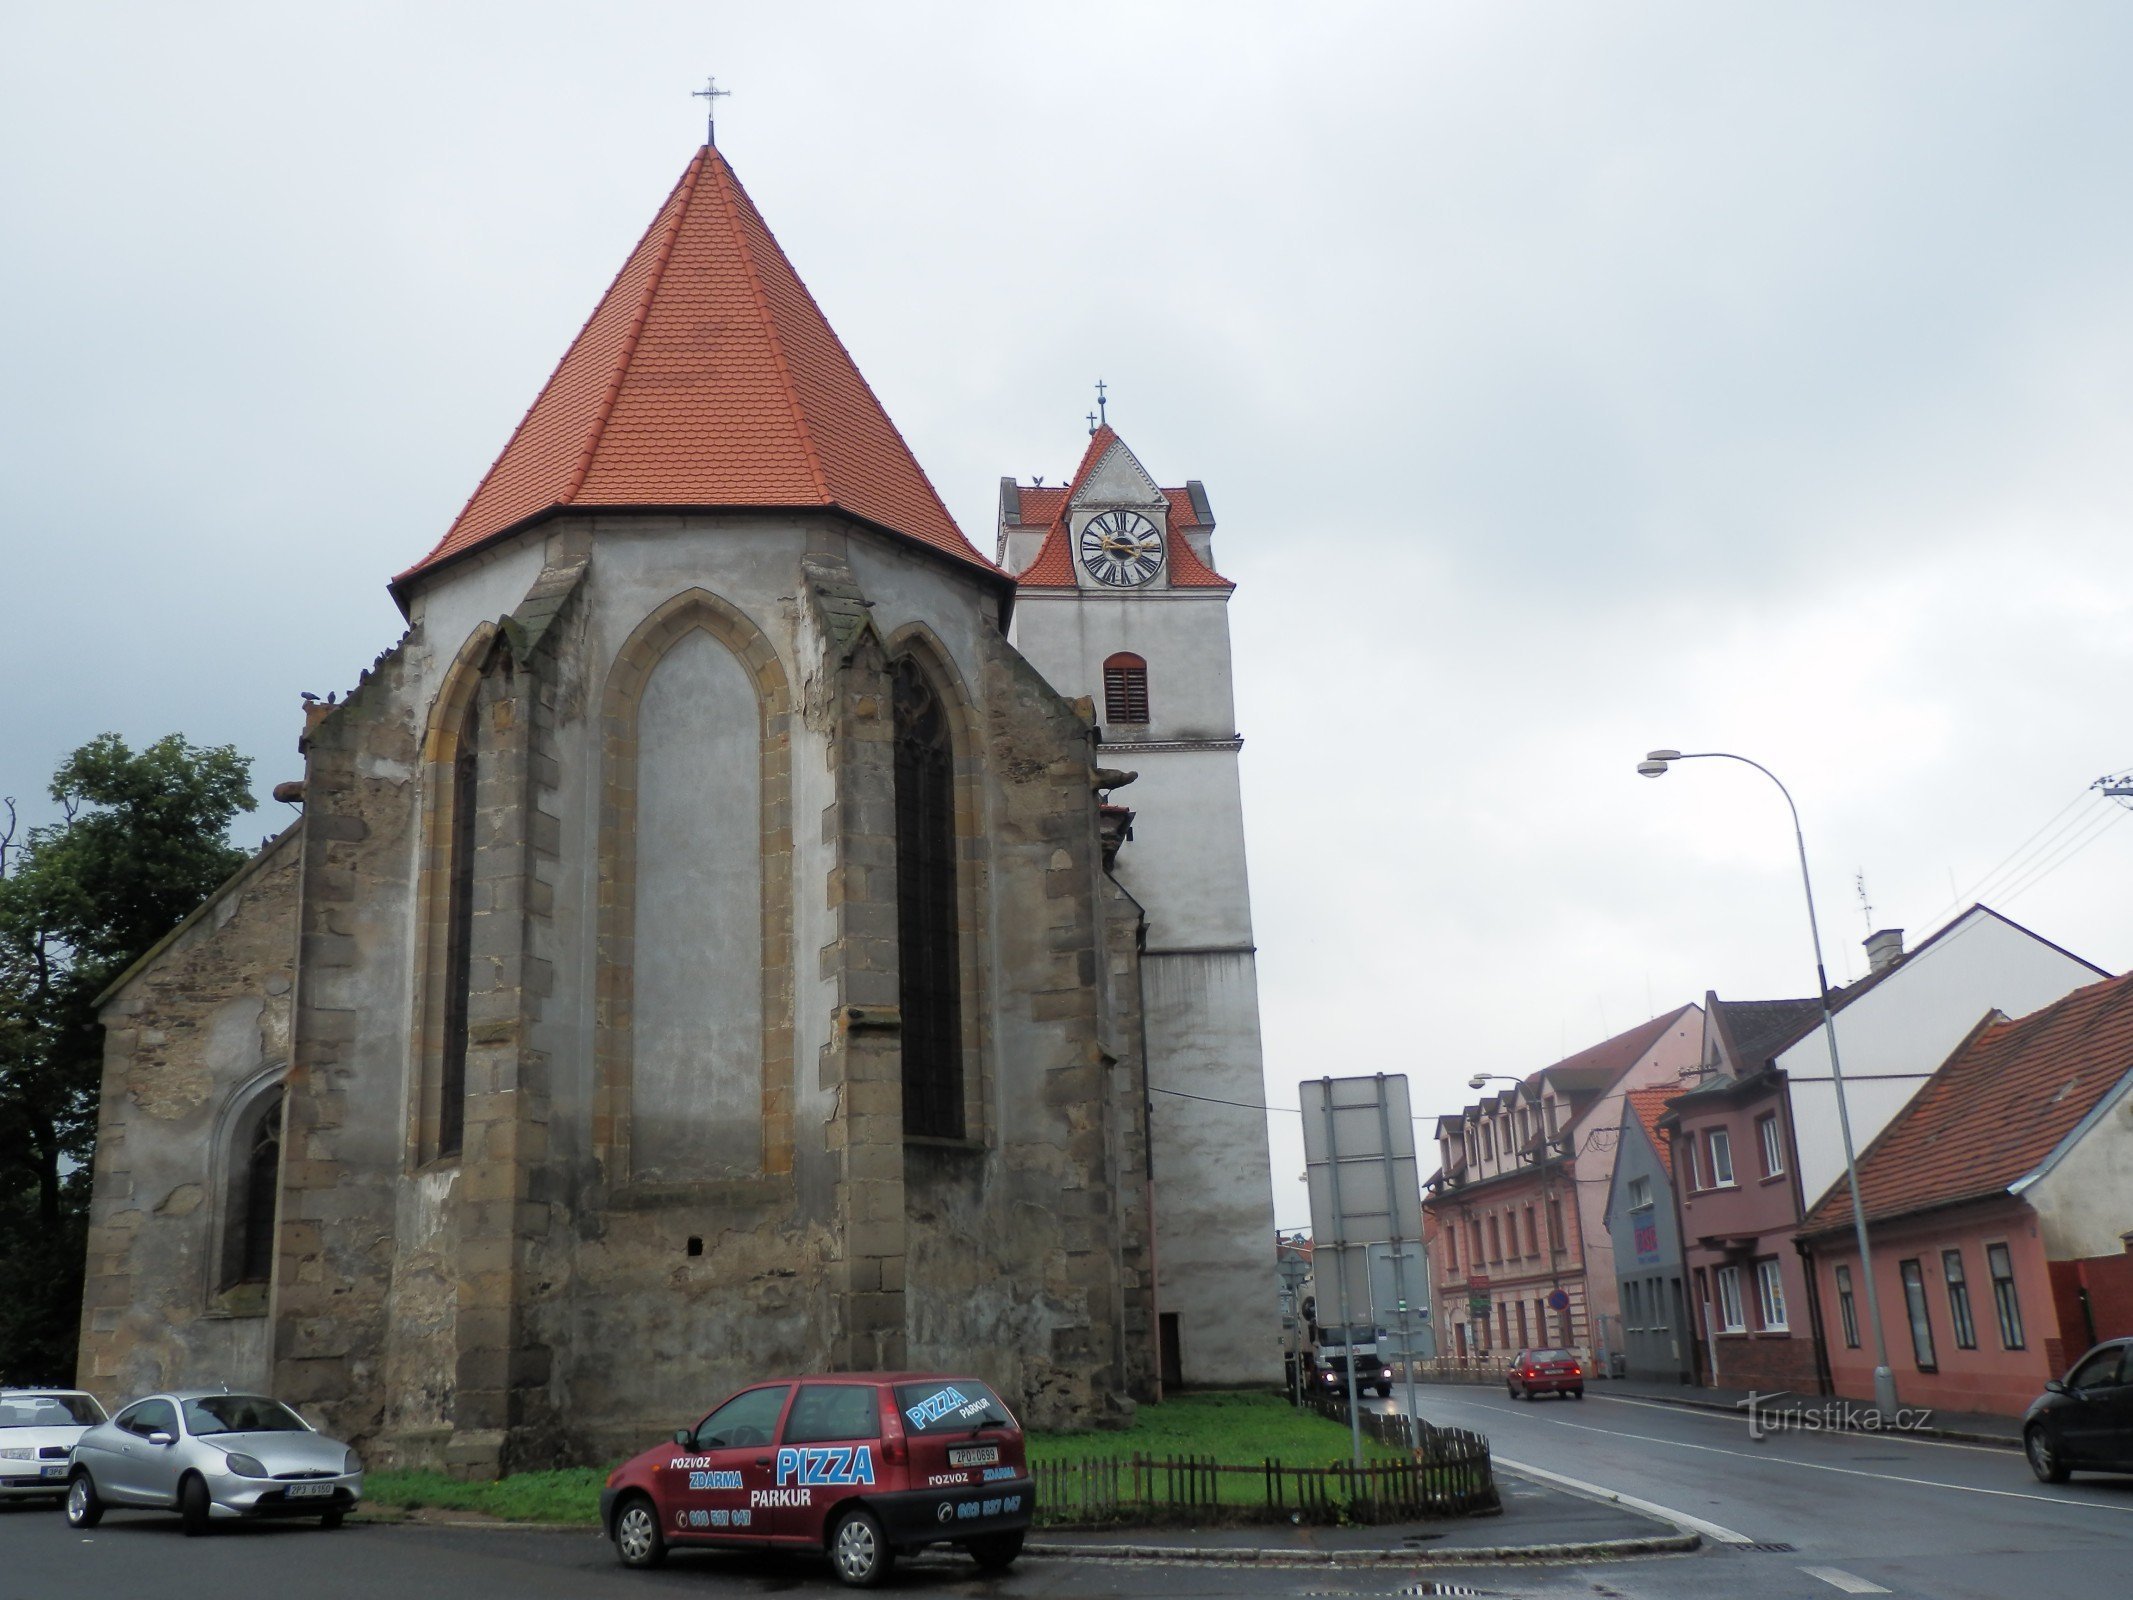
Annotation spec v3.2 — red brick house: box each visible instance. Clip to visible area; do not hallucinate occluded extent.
[1798,969,2133,1419]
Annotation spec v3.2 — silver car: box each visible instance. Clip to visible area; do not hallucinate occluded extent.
[65,1390,363,1534]
[0,1389,109,1501]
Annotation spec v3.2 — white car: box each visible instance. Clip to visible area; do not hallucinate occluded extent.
[0,1389,109,1501]
[65,1390,362,1534]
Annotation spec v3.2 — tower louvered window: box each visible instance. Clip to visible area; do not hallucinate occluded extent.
[1103,652,1149,725]
[893,659,964,1139]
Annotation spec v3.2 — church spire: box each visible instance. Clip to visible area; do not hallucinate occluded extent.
[393,147,997,604]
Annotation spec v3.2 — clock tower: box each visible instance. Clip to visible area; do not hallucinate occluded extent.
[998,424,1277,1388]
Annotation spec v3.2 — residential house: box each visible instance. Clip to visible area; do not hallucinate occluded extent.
[1671,909,2104,1394]
[1426,1006,1702,1366]
[1799,968,2133,1419]
[1605,1088,1693,1383]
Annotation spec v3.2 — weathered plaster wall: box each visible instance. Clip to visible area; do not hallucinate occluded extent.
[78,828,300,1402]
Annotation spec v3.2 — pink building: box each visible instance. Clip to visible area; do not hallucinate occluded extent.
[1799,970,2133,1419]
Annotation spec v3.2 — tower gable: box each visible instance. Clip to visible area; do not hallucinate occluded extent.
[1070,437,1166,511]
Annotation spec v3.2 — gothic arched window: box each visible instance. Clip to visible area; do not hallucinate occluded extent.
[438,698,478,1158]
[223,1086,283,1289]
[1103,652,1149,725]
[892,658,963,1139]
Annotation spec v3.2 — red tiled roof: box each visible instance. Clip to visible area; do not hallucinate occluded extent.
[1800,969,2133,1236]
[393,147,996,600]
[1011,426,1232,590]
[1624,1088,1677,1178]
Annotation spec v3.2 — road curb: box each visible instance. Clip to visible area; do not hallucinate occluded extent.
[1592,1389,2021,1450]
[1024,1532,1701,1565]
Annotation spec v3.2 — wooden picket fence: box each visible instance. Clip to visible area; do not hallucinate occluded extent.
[1030,1426,1494,1527]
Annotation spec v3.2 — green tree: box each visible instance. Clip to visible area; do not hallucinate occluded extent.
[0,733,252,1380]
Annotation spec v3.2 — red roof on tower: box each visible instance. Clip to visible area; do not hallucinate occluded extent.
[1010,425,1232,590]
[392,146,997,602]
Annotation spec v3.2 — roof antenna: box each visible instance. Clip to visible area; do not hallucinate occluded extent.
[1855,870,1874,932]
[692,75,731,147]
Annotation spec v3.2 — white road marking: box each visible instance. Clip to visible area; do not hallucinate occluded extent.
[1491,1454,1754,1545]
[1524,1411,2133,1515]
[1801,1566,1892,1593]
[1589,1392,2012,1454]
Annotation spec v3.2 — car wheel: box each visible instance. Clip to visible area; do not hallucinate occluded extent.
[179,1474,212,1537]
[1377,1383,1393,1399]
[829,1506,894,1588]
[1571,1389,1585,1400]
[320,1509,345,1530]
[612,1494,667,1569]
[1506,1382,1517,1398]
[968,1529,1024,1573]
[65,1472,103,1530]
[2026,1425,2070,1484]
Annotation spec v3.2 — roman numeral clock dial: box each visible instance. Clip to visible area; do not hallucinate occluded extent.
[1078,510,1165,587]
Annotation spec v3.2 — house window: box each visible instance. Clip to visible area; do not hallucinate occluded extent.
[1715,1265,1746,1332]
[1515,1300,1530,1348]
[1625,1280,1643,1330]
[1707,1128,1735,1187]
[1756,1258,1788,1331]
[1548,1196,1565,1252]
[438,698,480,1159]
[892,659,964,1139]
[1900,1258,1938,1371]
[1987,1242,2025,1349]
[1628,1175,1652,1211]
[1522,1207,1539,1258]
[1943,1249,1977,1350]
[1101,652,1149,725]
[1499,1302,1511,1347]
[1653,1277,1673,1332]
[1683,1135,1702,1191]
[1487,1215,1502,1263]
[1757,1114,1784,1178]
[1482,1123,1494,1162]
[1835,1264,1860,1348]
[1470,1219,1484,1265]
[1445,1229,1458,1272]
[1545,1099,1559,1135]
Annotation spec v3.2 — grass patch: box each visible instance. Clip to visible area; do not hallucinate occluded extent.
[1027,1390,1401,1467]
[362,1466,608,1524]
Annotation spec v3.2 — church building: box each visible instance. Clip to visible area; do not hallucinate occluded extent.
[74,142,1277,1473]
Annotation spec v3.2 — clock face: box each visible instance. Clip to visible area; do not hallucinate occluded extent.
[1078,510,1165,587]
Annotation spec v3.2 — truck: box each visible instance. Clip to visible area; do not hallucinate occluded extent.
[1302,1322,1394,1399]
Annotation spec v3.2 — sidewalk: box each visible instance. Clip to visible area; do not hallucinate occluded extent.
[1028,1469,1696,1565]
[1589,1375,2023,1447]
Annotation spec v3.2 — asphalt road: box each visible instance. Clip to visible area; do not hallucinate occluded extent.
[3,1385,2127,1600]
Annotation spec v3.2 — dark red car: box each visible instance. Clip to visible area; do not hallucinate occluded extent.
[1506,1347,1585,1400]
[600,1373,1033,1587]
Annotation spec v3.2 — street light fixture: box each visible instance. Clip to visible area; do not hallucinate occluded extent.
[1636,747,1900,1416]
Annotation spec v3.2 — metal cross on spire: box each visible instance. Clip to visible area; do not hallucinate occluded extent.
[692,76,731,146]
[1086,410,1099,436]
[1095,378,1108,426]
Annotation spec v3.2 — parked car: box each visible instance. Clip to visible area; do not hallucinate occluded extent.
[0,1389,109,1502]
[65,1390,362,1534]
[2023,1337,2133,1483]
[1506,1348,1585,1400]
[600,1373,1033,1587]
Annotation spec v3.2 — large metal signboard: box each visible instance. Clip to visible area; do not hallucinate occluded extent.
[1301,1074,1428,1457]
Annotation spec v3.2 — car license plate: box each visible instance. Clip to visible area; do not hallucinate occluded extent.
[948,1446,999,1467]
[286,1481,334,1498]
[40,1464,67,1479]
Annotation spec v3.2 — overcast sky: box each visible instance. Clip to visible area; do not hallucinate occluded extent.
[6,3,2131,1233]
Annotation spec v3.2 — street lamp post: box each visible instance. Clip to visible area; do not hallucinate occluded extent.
[1636,748,1900,1416]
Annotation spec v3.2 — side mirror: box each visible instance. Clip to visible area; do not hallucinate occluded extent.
[148,1431,175,1447]
[673,1429,692,1447]
[2044,1379,2069,1396]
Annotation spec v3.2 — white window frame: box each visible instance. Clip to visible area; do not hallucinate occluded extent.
[1757,1113,1784,1178]
[1707,1128,1736,1187]
[1715,1264,1747,1332]
[1627,1175,1652,1211]
[1756,1258,1788,1330]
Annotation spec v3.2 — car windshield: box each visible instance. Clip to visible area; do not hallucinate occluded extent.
[894,1380,1014,1433]
[1318,1326,1381,1346]
[0,1394,105,1428]
[181,1396,308,1436]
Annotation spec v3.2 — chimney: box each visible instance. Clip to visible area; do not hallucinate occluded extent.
[1864,927,1905,974]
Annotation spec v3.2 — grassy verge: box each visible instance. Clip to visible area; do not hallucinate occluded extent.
[360,1391,1391,1526]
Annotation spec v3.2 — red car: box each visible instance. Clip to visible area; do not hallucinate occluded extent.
[1506,1347,1585,1400]
[600,1373,1033,1587]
